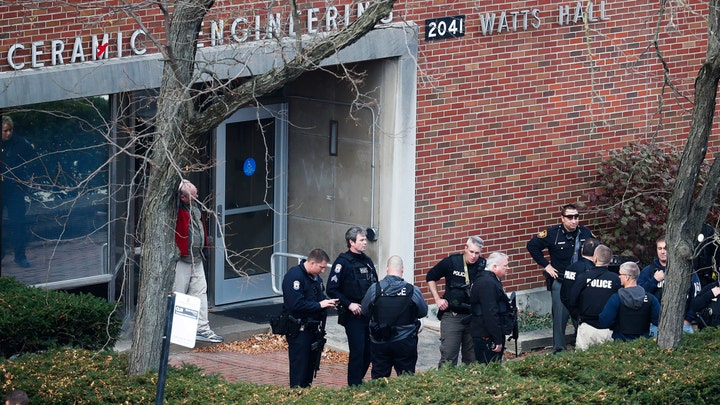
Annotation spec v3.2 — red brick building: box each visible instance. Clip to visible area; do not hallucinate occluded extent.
[0,1,714,309]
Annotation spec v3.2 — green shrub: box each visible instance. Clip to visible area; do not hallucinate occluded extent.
[3,327,720,404]
[588,142,720,266]
[0,277,122,358]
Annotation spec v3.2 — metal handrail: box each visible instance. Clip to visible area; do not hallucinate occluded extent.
[270,252,307,295]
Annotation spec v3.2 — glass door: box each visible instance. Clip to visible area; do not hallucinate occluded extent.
[213,104,287,305]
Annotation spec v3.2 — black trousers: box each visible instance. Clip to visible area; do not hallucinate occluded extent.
[473,337,503,365]
[343,314,372,386]
[370,334,418,379]
[287,330,320,388]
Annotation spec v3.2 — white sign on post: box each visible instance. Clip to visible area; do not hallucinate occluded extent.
[170,292,201,348]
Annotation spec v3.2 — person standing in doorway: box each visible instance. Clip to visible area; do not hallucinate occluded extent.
[326,226,378,386]
[173,179,223,343]
[526,204,594,353]
[426,236,486,367]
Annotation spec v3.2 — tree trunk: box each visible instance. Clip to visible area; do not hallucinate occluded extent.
[128,0,396,374]
[128,0,213,375]
[657,0,720,348]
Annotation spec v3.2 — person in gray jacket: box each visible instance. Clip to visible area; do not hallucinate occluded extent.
[361,255,428,379]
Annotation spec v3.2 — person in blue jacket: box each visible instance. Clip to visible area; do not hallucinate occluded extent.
[599,261,660,341]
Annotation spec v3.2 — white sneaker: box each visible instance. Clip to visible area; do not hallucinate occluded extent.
[196,331,224,343]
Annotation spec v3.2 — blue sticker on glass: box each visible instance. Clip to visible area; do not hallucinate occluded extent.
[243,158,256,176]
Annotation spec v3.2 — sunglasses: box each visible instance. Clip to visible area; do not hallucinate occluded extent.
[562,214,580,219]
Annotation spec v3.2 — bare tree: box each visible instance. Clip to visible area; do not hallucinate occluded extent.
[658,0,720,348]
[128,0,396,374]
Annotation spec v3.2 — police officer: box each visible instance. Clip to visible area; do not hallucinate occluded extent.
[361,255,428,379]
[469,252,512,364]
[281,248,338,388]
[426,236,486,367]
[560,238,601,337]
[598,262,660,341]
[567,244,621,350]
[526,204,594,353]
[694,224,720,287]
[326,226,378,386]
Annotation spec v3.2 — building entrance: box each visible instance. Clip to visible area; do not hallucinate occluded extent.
[212,104,288,305]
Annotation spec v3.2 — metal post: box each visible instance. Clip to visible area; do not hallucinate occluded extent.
[155,293,175,405]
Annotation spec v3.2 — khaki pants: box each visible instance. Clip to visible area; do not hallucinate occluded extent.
[575,322,612,350]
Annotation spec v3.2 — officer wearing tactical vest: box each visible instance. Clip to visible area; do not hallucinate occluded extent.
[599,261,660,341]
[327,226,378,386]
[426,236,486,367]
[361,255,428,379]
[526,204,594,354]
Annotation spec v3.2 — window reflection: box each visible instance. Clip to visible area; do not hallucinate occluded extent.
[2,97,110,286]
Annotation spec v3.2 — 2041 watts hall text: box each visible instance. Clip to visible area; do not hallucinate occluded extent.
[425,1,609,41]
[3,2,394,71]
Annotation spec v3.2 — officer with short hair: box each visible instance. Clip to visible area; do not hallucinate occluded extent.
[326,226,378,386]
[361,255,428,379]
[282,248,338,388]
[567,244,621,350]
[599,261,660,341]
[526,204,594,353]
[426,236,486,367]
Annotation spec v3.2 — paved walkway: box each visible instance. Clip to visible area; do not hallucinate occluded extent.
[169,350,350,388]
[164,310,442,389]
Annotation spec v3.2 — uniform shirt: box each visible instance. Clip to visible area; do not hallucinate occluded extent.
[361,275,428,343]
[426,253,486,311]
[327,250,378,307]
[638,258,700,322]
[282,260,327,322]
[526,224,594,286]
[469,270,511,346]
[567,266,621,328]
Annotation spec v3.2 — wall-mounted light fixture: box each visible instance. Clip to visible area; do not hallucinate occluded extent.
[329,120,338,156]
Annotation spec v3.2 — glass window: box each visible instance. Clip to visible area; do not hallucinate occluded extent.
[2,97,110,287]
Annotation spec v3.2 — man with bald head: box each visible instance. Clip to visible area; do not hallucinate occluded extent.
[362,256,428,379]
[567,244,621,350]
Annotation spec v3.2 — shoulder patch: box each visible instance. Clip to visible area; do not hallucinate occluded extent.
[293,280,301,290]
[538,230,547,238]
[334,264,342,273]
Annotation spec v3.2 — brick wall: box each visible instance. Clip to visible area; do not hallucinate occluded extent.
[404,0,712,300]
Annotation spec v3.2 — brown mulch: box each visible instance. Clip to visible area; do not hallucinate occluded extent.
[192,332,350,365]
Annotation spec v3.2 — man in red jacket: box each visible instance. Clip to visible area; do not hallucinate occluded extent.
[174,179,223,343]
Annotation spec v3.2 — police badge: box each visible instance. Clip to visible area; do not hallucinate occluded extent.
[293,280,300,290]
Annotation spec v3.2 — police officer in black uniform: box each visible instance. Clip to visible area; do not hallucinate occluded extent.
[361,255,428,379]
[281,248,337,388]
[426,236,486,367]
[694,224,720,287]
[469,252,512,364]
[567,244,621,350]
[560,238,601,336]
[526,204,593,353]
[326,226,378,386]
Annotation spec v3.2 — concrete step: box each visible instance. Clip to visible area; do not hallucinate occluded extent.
[507,327,576,354]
